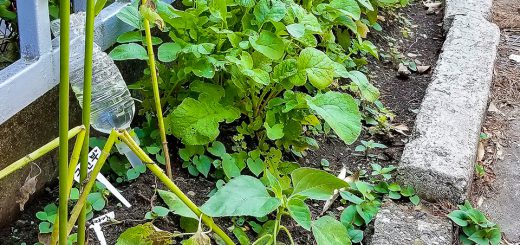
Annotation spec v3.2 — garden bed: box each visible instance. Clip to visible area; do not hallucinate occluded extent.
[0,1,445,244]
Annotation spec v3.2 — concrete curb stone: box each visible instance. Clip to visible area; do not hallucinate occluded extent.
[397,14,500,204]
[371,201,453,245]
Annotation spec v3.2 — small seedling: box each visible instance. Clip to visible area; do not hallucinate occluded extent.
[448,201,501,245]
[355,140,387,157]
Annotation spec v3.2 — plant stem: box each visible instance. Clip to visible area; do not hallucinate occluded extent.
[50,130,118,244]
[77,0,96,242]
[273,209,282,245]
[0,126,84,180]
[118,132,235,245]
[58,0,71,240]
[279,226,295,245]
[141,0,173,180]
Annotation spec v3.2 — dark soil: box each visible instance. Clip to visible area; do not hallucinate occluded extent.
[0,2,444,245]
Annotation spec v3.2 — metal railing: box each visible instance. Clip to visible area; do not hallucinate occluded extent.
[0,0,135,124]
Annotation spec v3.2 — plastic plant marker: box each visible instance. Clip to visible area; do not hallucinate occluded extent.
[73,147,132,208]
[89,212,115,245]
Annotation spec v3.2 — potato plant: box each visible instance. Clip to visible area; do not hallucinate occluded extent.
[109,0,408,178]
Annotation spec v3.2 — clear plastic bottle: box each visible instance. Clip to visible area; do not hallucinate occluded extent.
[52,13,142,167]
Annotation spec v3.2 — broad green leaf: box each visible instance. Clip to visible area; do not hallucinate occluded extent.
[232,227,251,245]
[468,230,490,245]
[39,222,53,233]
[201,175,281,217]
[152,206,170,217]
[247,158,264,176]
[286,23,305,38]
[340,205,358,225]
[348,228,363,243]
[208,141,226,157]
[109,43,148,60]
[157,189,198,219]
[266,171,283,198]
[209,0,228,23]
[356,201,379,224]
[249,31,285,60]
[243,68,270,85]
[222,153,241,178]
[348,71,379,102]
[330,0,361,20]
[447,210,469,227]
[264,122,284,140]
[253,0,287,25]
[311,216,351,245]
[191,59,215,78]
[167,83,240,145]
[306,91,362,144]
[340,191,363,204]
[489,228,502,245]
[410,195,420,205]
[297,48,336,89]
[158,42,182,62]
[290,167,349,200]
[273,59,298,81]
[287,197,311,230]
[193,155,212,177]
[117,31,162,45]
[117,5,142,29]
[356,0,374,11]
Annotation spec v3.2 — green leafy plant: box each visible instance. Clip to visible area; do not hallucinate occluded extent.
[448,201,501,245]
[200,168,351,244]
[354,140,386,154]
[109,0,405,178]
[333,163,418,243]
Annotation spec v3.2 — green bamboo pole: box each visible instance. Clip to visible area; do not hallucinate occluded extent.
[141,0,173,180]
[50,128,87,240]
[77,0,96,242]
[118,132,235,245]
[0,126,84,180]
[50,130,118,244]
[58,0,71,243]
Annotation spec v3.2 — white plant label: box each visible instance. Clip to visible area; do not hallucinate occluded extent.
[74,147,132,208]
[90,212,115,245]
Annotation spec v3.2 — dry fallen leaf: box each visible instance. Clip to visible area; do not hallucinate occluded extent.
[38,233,51,245]
[509,54,520,63]
[393,124,410,136]
[17,164,41,211]
[477,142,485,162]
[417,65,431,74]
[487,101,501,113]
[423,1,443,14]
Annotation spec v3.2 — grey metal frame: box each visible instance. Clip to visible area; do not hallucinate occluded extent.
[0,0,138,124]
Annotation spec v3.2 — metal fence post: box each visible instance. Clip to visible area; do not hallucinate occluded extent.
[17,0,52,60]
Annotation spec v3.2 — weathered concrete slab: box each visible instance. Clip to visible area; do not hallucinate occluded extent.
[0,88,81,227]
[444,0,493,30]
[397,15,500,203]
[480,107,520,242]
[371,201,453,245]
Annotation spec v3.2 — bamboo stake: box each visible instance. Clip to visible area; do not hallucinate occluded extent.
[77,0,96,242]
[50,128,87,240]
[0,126,84,180]
[118,132,235,245]
[141,0,173,180]
[58,0,71,242]
[50,130,119,244]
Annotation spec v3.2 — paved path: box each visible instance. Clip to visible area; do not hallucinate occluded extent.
[481,107,520,243]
